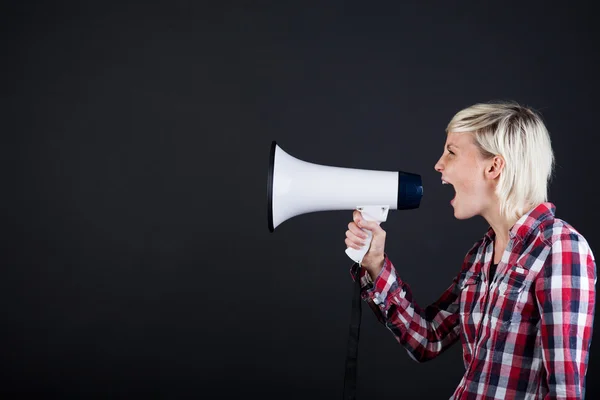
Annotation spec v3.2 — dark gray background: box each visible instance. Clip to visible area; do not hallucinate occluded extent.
[2,1,598,399]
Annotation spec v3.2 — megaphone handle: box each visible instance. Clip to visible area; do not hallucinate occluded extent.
[345,208,384,264]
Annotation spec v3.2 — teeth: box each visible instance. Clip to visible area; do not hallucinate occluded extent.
[442,180,449,185]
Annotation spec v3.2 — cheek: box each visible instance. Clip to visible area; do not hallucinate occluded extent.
[459,172,484,194]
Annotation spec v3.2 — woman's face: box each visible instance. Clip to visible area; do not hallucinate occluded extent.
[434,132,496,219]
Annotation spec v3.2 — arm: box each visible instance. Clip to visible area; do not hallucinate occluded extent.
[350,254,463,363]
[535,233,597,399]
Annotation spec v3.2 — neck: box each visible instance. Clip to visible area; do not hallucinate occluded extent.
[482,203,520,262]
[488,215,516,245]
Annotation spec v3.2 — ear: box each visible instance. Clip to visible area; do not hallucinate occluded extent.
[485,155,504,180]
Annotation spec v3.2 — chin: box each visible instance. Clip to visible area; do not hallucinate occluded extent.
[455,214,474,220]
[452,206,478,220]
[453,211,471,220]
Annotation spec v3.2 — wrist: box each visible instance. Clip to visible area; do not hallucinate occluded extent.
[366,255,385,281]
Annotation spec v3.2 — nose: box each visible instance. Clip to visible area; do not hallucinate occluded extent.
[434,156,444,172]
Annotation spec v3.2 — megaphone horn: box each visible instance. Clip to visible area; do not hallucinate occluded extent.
[267,141,423,263]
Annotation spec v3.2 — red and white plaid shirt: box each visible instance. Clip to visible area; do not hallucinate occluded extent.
[351,202,596,399]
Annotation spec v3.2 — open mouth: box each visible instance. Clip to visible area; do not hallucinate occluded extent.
[442,179,456,204]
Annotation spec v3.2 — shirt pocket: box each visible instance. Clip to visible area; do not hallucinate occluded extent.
[459,271,481,290]
[497,265,532,328]
[498,265,530,299]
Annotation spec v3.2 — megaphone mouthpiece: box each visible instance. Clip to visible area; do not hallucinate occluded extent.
[397,171,423,210]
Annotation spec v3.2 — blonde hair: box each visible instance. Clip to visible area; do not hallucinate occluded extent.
[446,101,555,221]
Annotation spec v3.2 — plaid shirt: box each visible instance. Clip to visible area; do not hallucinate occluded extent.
[351,202,596,399]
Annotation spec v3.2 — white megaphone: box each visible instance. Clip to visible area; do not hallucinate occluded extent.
[267,141,423,264]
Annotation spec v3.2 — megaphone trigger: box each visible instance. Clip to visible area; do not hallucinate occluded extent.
[356,205,389,223]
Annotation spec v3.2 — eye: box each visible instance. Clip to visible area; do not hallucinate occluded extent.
[447,150,455,156]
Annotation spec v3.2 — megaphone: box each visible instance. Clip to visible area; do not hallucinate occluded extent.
[267,141,423,264]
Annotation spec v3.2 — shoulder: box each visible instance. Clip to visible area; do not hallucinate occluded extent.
[534,216,596,284]
[539,216,595,261]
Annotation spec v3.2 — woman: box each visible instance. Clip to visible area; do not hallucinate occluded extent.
[345,101,596,399]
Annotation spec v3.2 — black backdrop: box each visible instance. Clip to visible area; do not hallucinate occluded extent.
[2,1,599,399]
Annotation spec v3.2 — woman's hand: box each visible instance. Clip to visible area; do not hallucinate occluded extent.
[345,210,386,278]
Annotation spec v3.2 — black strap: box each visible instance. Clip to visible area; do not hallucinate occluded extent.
[342,266,362,400]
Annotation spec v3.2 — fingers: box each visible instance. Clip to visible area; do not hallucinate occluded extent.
[345,235,365,250]
[352,212,382,233]
[347,220,368,250]
[347,218,367,250]
[352,210,362,225]
[348,210,385,251]
[359,219,382,232]
[348,221,367,239]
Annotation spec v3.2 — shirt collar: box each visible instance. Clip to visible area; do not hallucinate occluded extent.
[483,202,556,244]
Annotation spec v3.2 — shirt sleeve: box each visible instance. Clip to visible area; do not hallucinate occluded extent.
[535,233,597,399]
[349,254,463,363]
